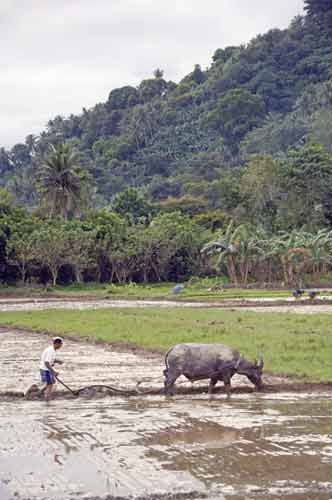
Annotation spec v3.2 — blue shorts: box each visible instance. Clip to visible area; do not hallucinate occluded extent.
[40,369,56,385]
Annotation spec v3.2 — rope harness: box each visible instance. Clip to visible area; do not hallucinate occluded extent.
[55,375,162,397]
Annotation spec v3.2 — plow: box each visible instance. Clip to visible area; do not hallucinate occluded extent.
[0,379,331,403]
[21,375,165,400]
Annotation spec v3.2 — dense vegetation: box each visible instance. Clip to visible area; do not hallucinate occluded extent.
[1,0,332,288]
[3,145,332,288]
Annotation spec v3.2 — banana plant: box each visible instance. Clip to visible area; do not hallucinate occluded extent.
[202,222,265,285]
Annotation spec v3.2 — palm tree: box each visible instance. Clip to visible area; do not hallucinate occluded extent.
[39,143,88,220]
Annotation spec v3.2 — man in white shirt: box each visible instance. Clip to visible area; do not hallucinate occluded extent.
[40,337,64,400]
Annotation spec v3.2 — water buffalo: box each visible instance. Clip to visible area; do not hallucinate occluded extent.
[164,343,264,397]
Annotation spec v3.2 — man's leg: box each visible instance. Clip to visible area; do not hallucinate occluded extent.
[39,385,47,395]
[44,382,55,401]
[44,370,56,401]
[39,371,48,398]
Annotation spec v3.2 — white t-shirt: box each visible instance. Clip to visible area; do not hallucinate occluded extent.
[40,345,56,371]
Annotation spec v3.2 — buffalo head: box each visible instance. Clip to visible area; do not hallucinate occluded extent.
[235,358,264,390]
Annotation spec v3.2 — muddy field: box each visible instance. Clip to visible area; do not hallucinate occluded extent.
[1,328,332,500]
[2,297,332,314]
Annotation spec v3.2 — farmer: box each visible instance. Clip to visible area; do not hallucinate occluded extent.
[40,337,64,400]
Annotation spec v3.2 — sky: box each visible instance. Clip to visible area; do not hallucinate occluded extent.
[1,0,304,149]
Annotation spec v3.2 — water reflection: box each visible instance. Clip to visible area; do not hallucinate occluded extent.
[0,395,332,499]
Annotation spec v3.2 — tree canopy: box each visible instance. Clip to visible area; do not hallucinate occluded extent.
[304,0,332,26]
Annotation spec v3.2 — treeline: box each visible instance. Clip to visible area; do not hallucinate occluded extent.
[202,225,332,287]
[2,193,332,288]
[2,141,332,288]
[0,190,206,285]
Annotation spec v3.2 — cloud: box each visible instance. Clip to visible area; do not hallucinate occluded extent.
[1,0,303,148]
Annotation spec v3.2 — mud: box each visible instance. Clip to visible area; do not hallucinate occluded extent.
[237,303,332,314]
[1,328,332,500]
[2,296,332,313]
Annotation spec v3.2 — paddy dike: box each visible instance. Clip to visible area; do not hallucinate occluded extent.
[1,328,332,500]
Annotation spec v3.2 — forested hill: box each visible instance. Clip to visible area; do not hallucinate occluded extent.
[1,0,332,211]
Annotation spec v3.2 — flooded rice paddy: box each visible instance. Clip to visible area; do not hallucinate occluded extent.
[1,328,332,500]
[2,296,332,314]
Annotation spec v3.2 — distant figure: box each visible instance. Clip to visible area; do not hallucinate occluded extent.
[172,284,184,295]
[293,289,304,299]
[309,290,318,300]
[40,337,64,401]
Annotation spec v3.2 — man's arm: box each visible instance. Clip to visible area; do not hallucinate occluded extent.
[45,361,58,376]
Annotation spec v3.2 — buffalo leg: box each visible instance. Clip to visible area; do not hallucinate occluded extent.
[224,377,232,399]
[208,377,218,394]
[164,371,180,395]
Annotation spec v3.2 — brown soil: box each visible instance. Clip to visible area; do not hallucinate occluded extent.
[1,326,332,500]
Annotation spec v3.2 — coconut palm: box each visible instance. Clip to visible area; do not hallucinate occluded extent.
[39,143,87,220]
